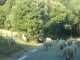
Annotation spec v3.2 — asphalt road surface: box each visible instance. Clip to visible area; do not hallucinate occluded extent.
[13,43,80,60]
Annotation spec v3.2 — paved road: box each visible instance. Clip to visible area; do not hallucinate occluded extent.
[14,44,80,60]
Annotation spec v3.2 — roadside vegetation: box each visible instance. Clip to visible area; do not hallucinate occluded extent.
[0,35,39,60]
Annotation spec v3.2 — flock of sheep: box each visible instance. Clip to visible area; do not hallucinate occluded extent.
[42,38,80,60]
[0,29,27,47]
[0,29,80,60]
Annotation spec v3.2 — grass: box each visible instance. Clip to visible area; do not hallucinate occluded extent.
[0,36,40,60]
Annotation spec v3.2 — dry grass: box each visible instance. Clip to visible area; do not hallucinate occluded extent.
[0,36,42,60]
[69,37,80,41]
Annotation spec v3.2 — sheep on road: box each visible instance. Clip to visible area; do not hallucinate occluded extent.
[64,46,75,60]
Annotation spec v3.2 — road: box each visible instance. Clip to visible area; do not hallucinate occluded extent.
[13,43,80,60]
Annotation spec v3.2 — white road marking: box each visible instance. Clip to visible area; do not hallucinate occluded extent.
[18,47,38,60]
[32,49,37,52]
[18,55,27,60]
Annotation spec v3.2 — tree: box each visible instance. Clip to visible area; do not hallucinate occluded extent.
[0,7,5,28]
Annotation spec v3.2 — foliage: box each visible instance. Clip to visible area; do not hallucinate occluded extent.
[0,0,80,38]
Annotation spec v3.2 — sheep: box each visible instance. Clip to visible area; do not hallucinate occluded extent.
[76,39,80,46]
[77,40,80,46]
[8,37,17,47]
[46,37,53,46]
[66,39,72,46]
[63,46,75,60]
[55,39,59,44]
[46,37,53,42]
[48,41,53,47]
[58,39,66,56]
[71,43,77,55]
[22,34,27,42]
[42,41,53,51]
[42,41,49,51]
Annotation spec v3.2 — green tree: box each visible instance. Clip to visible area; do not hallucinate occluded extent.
[0,7,5,28]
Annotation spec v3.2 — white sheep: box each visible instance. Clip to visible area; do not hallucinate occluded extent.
[46,37,53,42]
[8,37,17,47]
[63,46,75,60]
[46,37,53,46]
[76,39,80,46]
[42,40,53,51]
[48,41,53,47]
[71,43,77,55]
[56,39,59,44]
[58,39,66,56]
[77,40,80,46]
[22,34,27,42]
[42,41,49,51]
[66,39,72,46]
